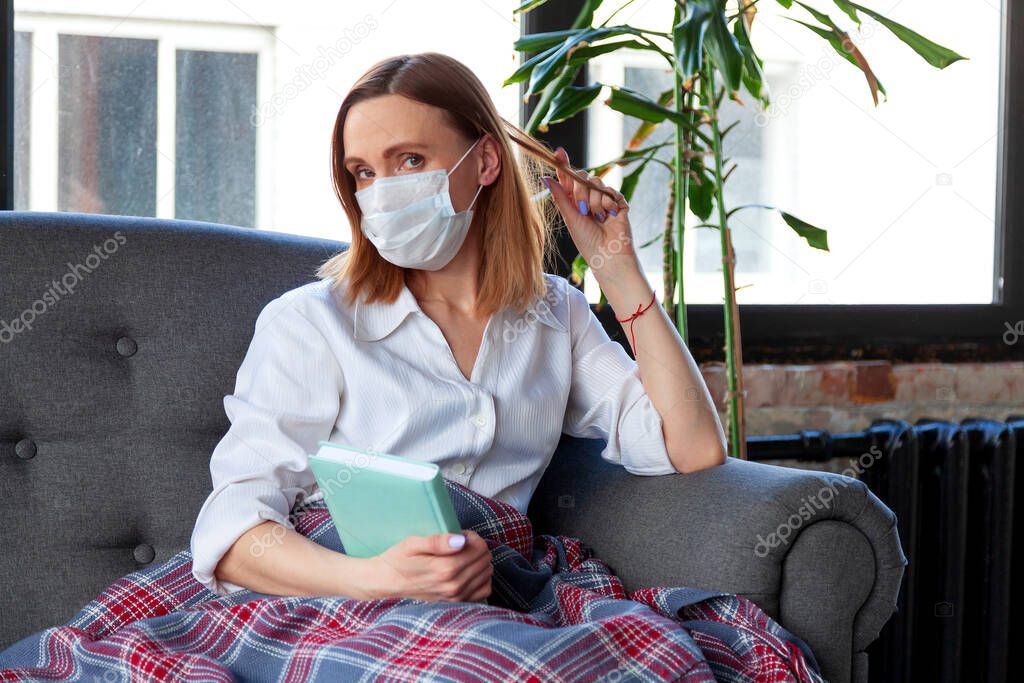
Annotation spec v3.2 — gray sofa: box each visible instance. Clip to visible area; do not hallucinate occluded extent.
[0,210,907,682]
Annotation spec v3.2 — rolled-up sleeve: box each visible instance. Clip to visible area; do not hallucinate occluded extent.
[190,295,344,596]
[561,281,677,476]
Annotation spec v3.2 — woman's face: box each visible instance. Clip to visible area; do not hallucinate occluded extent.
[342,94,495,213]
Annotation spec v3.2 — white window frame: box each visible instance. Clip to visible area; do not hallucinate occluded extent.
[15,11,274,227]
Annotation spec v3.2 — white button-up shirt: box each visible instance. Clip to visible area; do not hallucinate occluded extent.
[190,272,677,596]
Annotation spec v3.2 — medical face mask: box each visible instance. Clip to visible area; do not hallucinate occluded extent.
[355,136,485,270]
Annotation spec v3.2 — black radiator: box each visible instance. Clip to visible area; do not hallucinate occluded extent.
[747,416,1020,683]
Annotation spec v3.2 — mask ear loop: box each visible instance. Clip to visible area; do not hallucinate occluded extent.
[448,136,484,177]
[465,182,484,212]
[450,135,486,213]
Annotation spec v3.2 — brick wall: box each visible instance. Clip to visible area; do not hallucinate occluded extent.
[702,360,1024,434]
[699,360,1024,471]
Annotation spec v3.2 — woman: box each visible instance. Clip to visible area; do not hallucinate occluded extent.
[189,52,727,605]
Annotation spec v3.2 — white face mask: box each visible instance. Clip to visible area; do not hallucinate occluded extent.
[355,136,485,270]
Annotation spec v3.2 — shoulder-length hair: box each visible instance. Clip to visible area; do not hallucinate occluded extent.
[316,51,560,318]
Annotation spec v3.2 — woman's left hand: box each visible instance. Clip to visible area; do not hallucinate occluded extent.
[542,147,641,280]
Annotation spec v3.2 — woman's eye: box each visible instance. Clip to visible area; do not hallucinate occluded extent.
[353,153,424,182]
[401,154,423,170]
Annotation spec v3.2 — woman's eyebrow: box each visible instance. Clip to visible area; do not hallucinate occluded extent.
[344,142,431,166]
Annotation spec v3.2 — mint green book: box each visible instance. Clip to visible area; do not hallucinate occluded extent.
[307,440,462,558]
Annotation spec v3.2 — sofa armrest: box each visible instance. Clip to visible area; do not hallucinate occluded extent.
[528,434,908,683]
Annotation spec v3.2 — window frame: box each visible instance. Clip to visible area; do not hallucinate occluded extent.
[522,0,1023,363]
[1,3,273,226]
[1,1,1019,362]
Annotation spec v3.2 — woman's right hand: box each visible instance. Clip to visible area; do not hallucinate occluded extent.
[366,530,493,602]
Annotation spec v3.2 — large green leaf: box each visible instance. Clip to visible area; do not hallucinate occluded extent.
[527,29,597,96]
[510,33,656,89]
[726,204,829,250]
[504,42,561,86]
[572,0,605,30]
[829,0,860,24]
[780,211,829,250]
[687,164,716,221]
[539,84,603,131]
[567,39,656,66]
[513,29,579,54]
[733,9,768,104]
[672,0,713,82]
[628,86,675,149]
[605,86,711,145]
[673,0,744,91]
[786,17,887,102]
[836,1,967,68]
[523,27,653,98]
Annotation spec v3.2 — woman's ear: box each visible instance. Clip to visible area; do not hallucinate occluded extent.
[478,134,501,186]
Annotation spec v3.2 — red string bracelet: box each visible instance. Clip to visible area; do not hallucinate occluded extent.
[616,290,657,357]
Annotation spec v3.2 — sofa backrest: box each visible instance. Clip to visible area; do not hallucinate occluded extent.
[0,211,352,648]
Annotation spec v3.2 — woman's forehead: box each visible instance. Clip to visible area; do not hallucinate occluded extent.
[344,95,450,150]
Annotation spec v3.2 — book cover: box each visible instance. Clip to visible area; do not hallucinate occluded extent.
[307,440,462,559]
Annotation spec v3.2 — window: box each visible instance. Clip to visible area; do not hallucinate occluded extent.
[14,6,270,227]
[522,0,1021,360]
[584,0,1004,305]
[10,1,524,240]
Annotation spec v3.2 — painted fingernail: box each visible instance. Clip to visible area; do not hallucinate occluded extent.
[449,534,466,549]
[595,211,605,222]
[578,200,589,215]
[541,176,551,189]
[609,209,618,217]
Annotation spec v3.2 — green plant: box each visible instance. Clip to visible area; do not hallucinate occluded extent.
[508,0,965,458]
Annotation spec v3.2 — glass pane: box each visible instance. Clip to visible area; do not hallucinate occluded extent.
[58,34,157,217]
[587,0,1003,304]
[14,31,31,210]
[623,66,770,277]
[175,49,257,227]
[14,2,523,240]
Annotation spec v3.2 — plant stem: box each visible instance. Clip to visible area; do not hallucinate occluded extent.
[672,34,690,346]
[703,65,747,460]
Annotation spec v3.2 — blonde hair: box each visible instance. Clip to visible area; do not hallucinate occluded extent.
[317,52,588,318]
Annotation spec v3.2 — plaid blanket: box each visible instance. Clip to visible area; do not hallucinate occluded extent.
[0,479,824,682]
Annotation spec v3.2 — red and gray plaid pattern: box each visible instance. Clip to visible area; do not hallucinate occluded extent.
[0,480,823,682]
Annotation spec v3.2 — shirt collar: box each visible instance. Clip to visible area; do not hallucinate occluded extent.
[352,280,566,343]
[352,282,422,342]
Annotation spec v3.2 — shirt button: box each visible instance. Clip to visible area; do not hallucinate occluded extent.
[450,462,466,475]
[472,415,487,427]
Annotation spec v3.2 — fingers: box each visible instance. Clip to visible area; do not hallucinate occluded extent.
[463,564,494,602]
[553,147,571,189]
[541,173,578,224]
[551,146,627,222]
[403,531,468,556]
[451,548,493,593]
